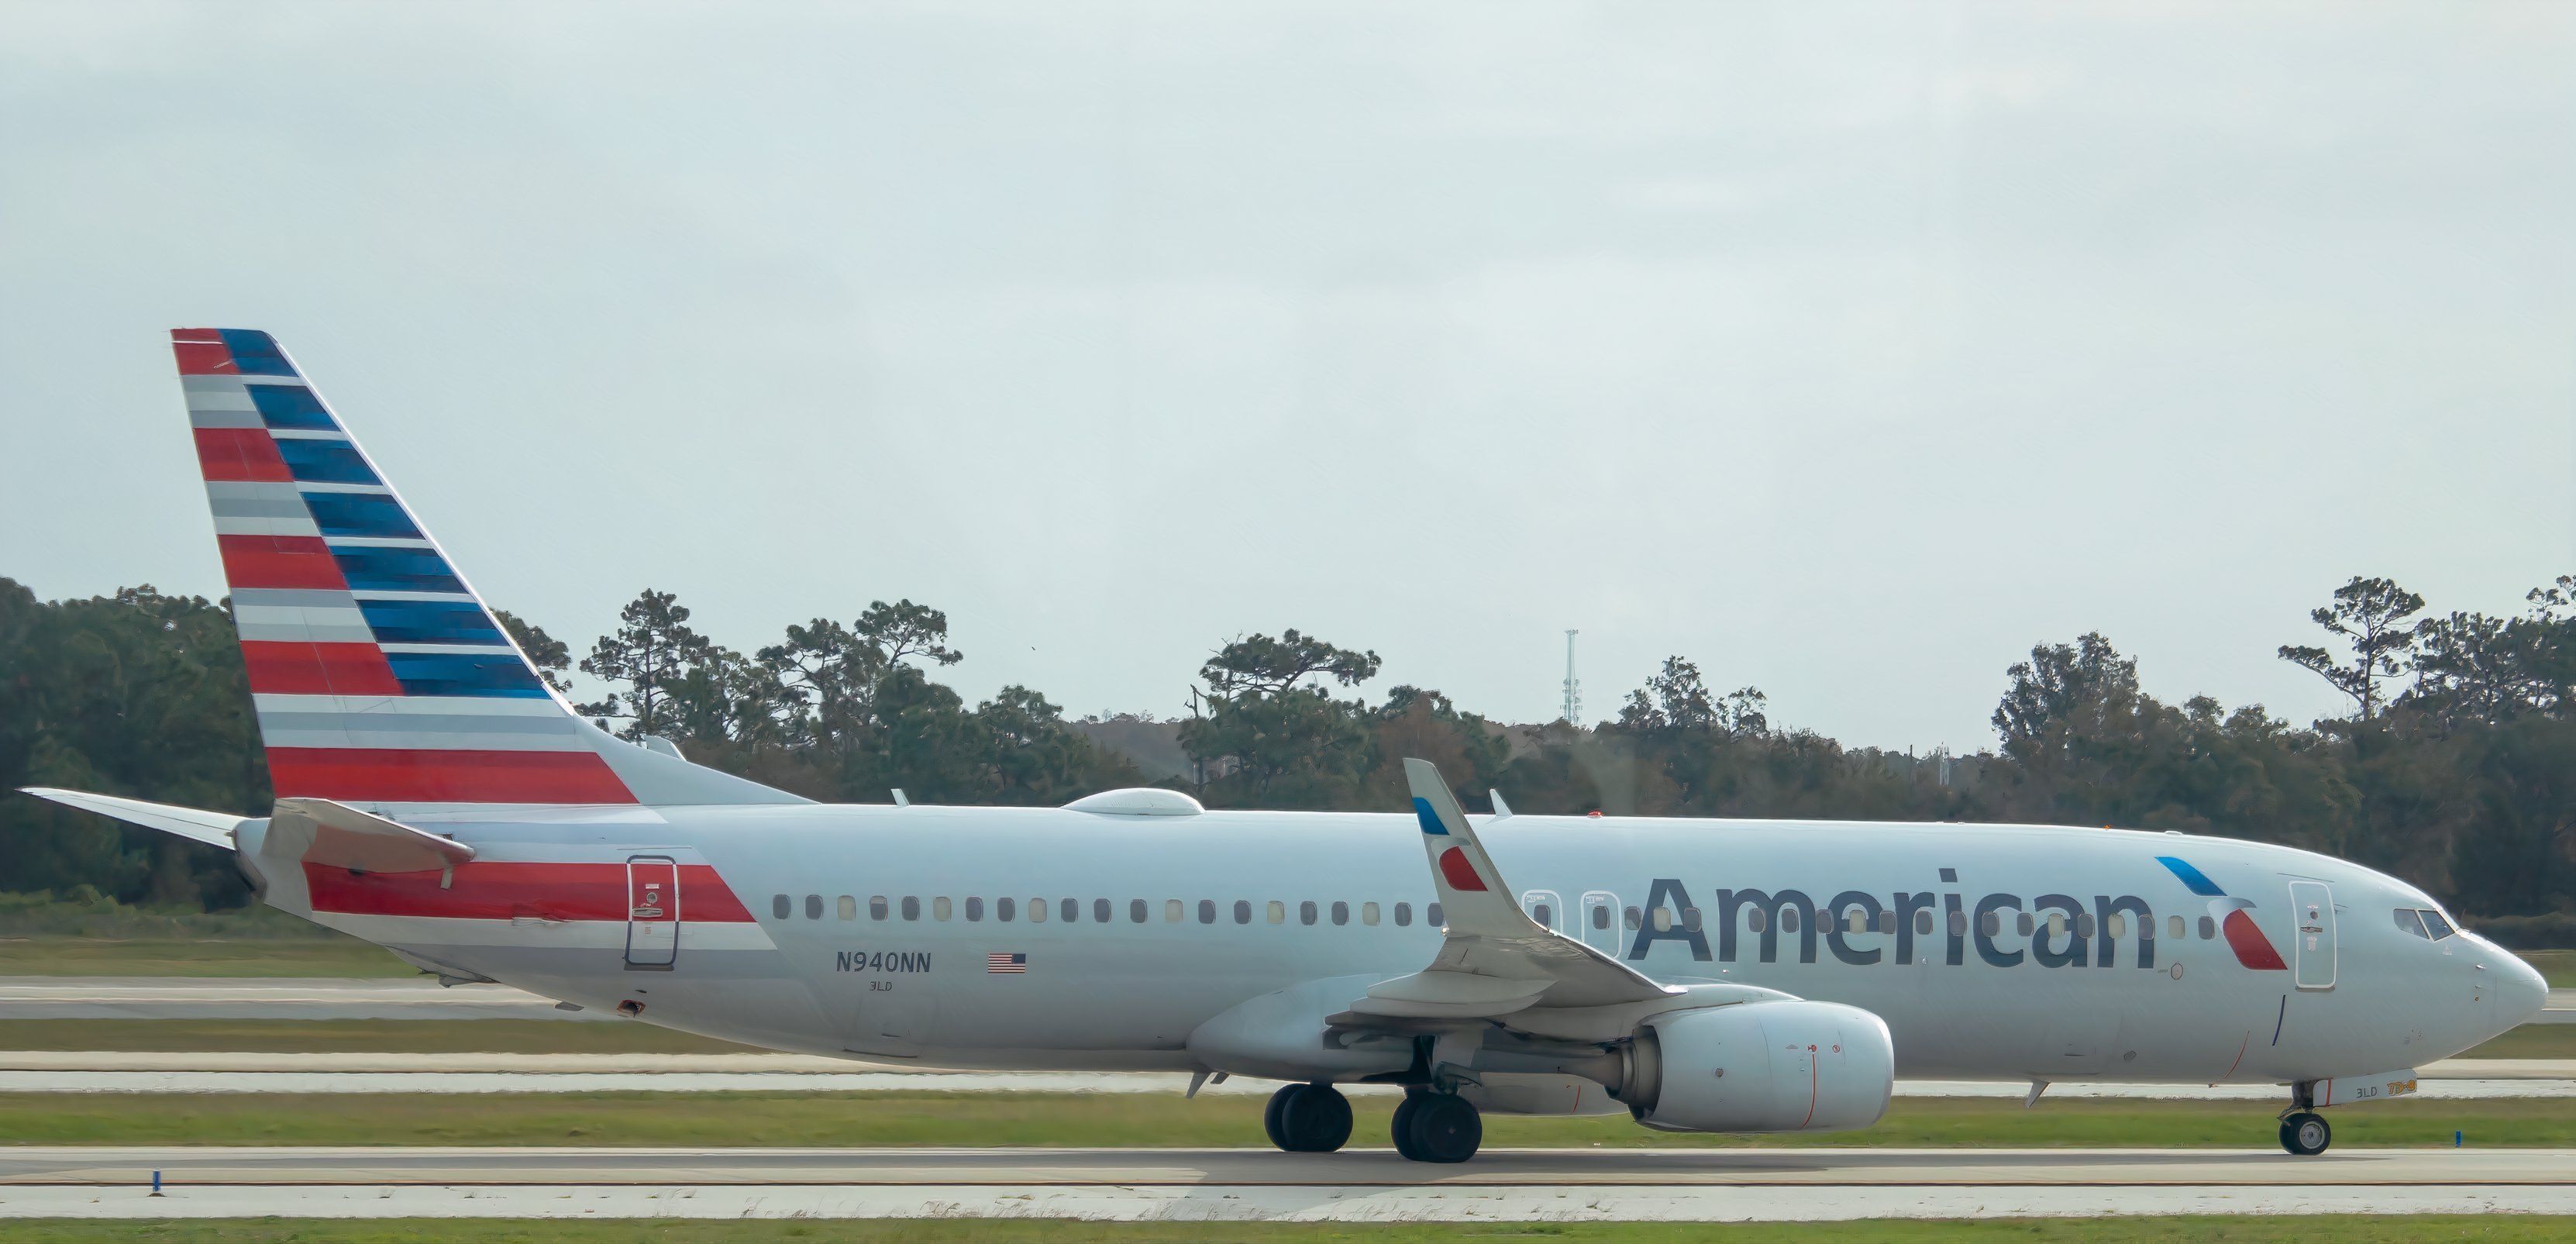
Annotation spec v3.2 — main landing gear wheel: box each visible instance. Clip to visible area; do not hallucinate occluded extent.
[1263,1083,1352,1153]
[2280,1111,2331,1156]
[1395,1092,1481,1163]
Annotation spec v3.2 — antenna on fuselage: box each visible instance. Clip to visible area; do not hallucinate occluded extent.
[890,789,910,807]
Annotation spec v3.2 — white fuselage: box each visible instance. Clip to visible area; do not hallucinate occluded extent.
[246,805,2540,1089]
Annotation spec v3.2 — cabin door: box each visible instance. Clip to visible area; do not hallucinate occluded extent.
[625,856,680,969]
[2288,880,2336,991]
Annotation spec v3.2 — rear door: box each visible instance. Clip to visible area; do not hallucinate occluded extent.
[2288,879,2335,991]
[625,856,679,968]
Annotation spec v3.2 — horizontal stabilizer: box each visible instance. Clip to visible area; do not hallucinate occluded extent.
[270,797,476,873]
[17,787,247,848]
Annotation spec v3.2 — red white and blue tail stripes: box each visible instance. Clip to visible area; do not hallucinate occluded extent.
[177,328,637,808]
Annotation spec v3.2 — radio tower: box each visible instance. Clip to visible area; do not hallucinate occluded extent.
[1560,629,1582,725]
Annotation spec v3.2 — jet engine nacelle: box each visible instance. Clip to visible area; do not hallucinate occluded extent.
[1620,1001,1894,1133]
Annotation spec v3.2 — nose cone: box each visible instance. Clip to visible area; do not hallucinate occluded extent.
[2499,954,2550,1026]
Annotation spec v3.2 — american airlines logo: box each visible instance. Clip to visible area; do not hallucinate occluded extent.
[1624,857,2285,971]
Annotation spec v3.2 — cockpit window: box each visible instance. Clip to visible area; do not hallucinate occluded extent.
[2395,907,2455,940]
[2419,908,2456,940]
[2393,908,2430,939]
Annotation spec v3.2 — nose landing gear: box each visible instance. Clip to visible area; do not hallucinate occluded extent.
[2278,1081,2330,1156]
[1390,1088,1482,1163]
[1262,1082,1352,1153]
[2279,1111,2331,1156]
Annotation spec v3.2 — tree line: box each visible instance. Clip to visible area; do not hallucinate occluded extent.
[2,573,2567,939]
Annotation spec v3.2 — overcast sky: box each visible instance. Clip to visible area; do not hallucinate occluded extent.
[2,2,2570,750]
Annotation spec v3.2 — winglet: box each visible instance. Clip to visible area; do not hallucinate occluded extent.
[1403,757,1537,938]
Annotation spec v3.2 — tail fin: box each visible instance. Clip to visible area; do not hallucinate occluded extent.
[175,328,803,812]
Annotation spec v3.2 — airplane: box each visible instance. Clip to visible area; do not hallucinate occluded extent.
[19,328,2550,1163]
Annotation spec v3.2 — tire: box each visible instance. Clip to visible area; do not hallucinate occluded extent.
[1262,1084,1296,1152]
[1405,1093,1483,1164]
[1390,1094,1424,1162]
[1286,1083,1352,1153]
[2279,1111,2330,1156]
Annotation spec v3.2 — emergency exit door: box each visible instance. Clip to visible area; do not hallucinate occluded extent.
[626,856,679,969]
[1581,891,1624,958]
[2288,879,2334,991]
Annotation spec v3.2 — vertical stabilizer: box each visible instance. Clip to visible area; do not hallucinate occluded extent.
[175,329,803,812]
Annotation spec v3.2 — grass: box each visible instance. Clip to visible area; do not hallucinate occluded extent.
[0,1091,2567,1148]
[2461,1023,2576,1060]
[0,1019,753,1054]
[2522,949,2575,988]
[0,939,413,978]
[2,1223,2573,1243]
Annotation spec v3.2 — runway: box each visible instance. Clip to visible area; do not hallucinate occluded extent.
[0,1146,2569,1220]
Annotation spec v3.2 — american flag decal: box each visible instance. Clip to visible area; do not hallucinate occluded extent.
[987,952,1027,973]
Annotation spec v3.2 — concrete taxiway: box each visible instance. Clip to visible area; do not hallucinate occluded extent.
[0,1146,2569,1221]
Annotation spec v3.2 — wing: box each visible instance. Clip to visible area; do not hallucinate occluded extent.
[1341,759,1679,1020]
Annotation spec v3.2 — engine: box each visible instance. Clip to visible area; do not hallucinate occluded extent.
[1616,1001,1894,1133]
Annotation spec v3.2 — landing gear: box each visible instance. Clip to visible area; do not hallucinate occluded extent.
[1262,1082,1352,1153]
[2279,1111,2331,1156]
[1391,1089,1481,1163]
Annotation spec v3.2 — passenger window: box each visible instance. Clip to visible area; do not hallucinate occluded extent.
[1428,902,1444,925]
[997,898,1017,922]
[1949,911,1968,936]
[2103,913,2123,939]
[2014,912,2033,936]
[2168,915,2185,941]
[1300,901,1317,925]
[1198,899,1215,924]
[2198,915,2216,939]
[933,897,952,921]
[1780,907,1797,933]
[1592,905,1610,930]
[1267,901,1285,925]
[2077,913,2094,938]
[1916,910,1934,936]
[1745,908,1766,933]
[1027,898,1044,923]
[1851,909,1869,935]
[2047,912,2065,937]
[866,896,888,922]
[1682,906,1702,932]
[1092,898,1109,923]
[966,898,984,922]
[1131,899,1148,923]
[1167,899,1184,923]
[1332,901,1350,926]
[772,894,790,919]
[1395,902,1413,927]
[1981,911,2001,937]
[1624,905,1642,931]
[901,896,920,922]
[804,894,823,920]
[837,895,856,921]
[1654,907,1674,932]
[1235,900,1252,925]
[1361,901,1379,926]
[1533,903,1552,927]
[2421,909,2455,939]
